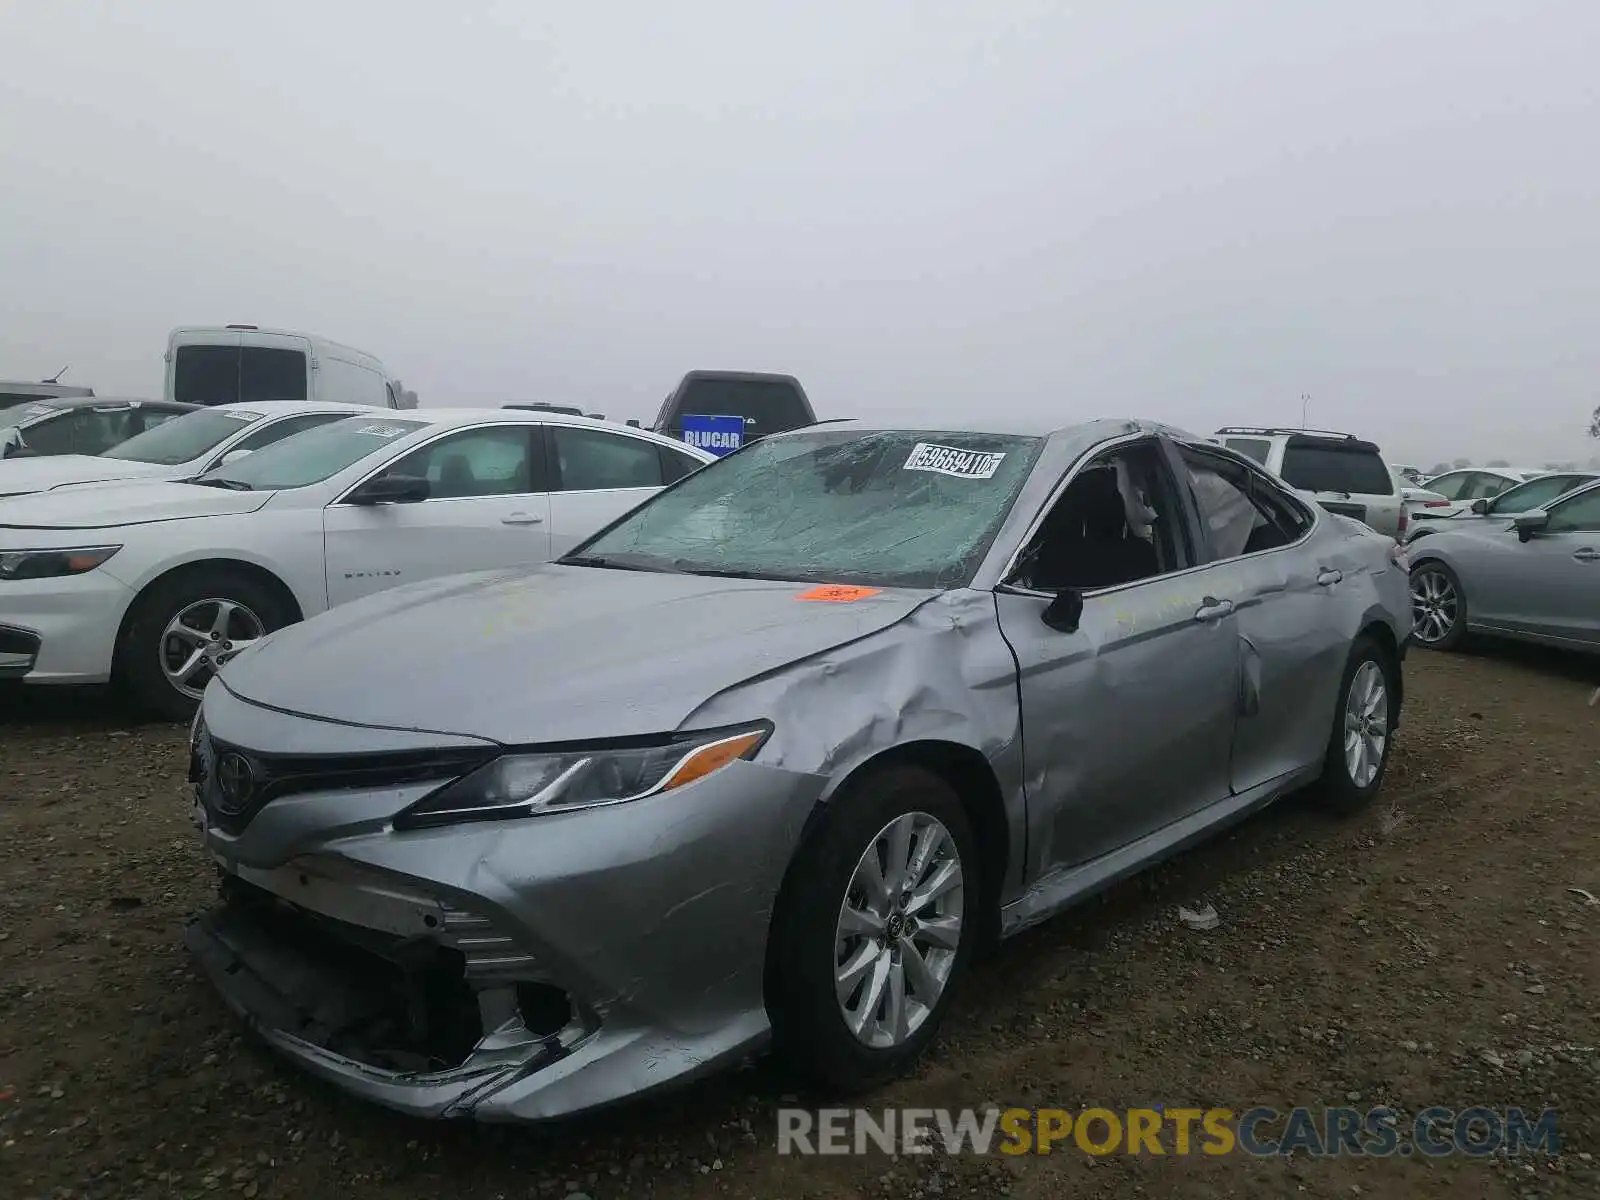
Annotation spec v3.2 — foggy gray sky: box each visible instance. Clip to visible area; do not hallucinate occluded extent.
[3,1,1598,467]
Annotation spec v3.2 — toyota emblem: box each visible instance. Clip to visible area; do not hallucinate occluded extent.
[214,752,255,815]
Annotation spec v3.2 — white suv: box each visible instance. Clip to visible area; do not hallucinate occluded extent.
[1213,427,1405,540]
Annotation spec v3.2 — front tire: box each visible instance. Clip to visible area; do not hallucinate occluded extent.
[114,568,290,721]
[1314,636,1397,815]
[1409,559,1466,650]
[768,764,979,1092]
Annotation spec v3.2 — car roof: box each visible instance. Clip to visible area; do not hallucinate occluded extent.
[209,400,388,417]
[321,406,719,459]
[0,381,96,399]
[765,414,1205,444]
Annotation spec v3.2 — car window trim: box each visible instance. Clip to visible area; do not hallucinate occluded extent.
[329,420,547,506]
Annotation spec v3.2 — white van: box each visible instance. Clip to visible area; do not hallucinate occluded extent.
[163,325,406,410]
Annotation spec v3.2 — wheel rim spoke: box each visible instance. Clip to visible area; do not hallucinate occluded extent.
[848,953,892,1037]
[835,940,879,1006]
[906,858,962,915]
[914,913,962,952]
[881,956,909,1044]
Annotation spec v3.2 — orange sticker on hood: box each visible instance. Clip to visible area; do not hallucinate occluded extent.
[796,584,882,602]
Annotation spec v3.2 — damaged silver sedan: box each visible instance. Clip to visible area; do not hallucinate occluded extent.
[184,418,1413,1121]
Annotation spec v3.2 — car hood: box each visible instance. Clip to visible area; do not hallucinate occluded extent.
[0,479,271,529]
[219,564,939,743]
[0,454,173,497]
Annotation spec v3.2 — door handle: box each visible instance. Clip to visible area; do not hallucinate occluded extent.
[1193,597,1234,623]
[1575,547,1599,563]
[501,513,543,525]
[1317,568,1343,586]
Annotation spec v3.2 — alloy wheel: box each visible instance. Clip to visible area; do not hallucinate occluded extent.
[1343,660,1389,789]
[833,811,965,1049]
[160,598,265,700]
[1410,567,1459,645]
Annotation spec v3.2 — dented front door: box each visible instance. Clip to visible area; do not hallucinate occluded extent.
[994,571,1240,878]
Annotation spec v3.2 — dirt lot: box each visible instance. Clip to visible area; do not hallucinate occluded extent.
[2,645,1598,1200]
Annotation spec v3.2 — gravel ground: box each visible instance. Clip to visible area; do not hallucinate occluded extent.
[2,644,1598,1200]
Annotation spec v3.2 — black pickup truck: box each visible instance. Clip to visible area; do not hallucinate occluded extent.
[651,370,815,456]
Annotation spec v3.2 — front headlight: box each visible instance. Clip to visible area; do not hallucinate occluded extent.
[0,545,121,581]
[393,722,772,830]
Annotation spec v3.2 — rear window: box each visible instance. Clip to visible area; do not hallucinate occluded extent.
[173,345,308,406]
[239,348,307,403]
[1280,443,1394,495]
[662,378,812,438]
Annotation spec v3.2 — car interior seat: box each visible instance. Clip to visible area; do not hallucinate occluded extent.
[1029,463,1159,591]
[436,453,477,496]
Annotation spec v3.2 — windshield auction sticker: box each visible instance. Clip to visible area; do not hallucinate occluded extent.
[903,443,1006,480]
[354,424,410,438]
[797,585,883,602]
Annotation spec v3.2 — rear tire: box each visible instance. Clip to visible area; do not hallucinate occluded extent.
[768,764,979,1092]
[1314,635,1397,815]
[1409,559,1466,650]
[114,568,290,721]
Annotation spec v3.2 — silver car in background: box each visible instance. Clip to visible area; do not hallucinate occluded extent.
[1405,471,1598,543]
[184,417,1411,1121]
[1408,477,1600,652]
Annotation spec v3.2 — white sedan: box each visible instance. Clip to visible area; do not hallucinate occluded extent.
[0,401,381,499]
[1409,466,1549,523]
[0,409,712,717]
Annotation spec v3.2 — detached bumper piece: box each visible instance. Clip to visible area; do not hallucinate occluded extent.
[185,881,594,1119]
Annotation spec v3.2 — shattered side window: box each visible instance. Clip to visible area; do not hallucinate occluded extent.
[575,429,1045,589]
[1179,448,1308,560]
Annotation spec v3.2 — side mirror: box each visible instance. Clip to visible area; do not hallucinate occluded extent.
[1513,510,1549,542]
[1041,588,1084,633]
[219,448,254,466]
[346,473,430,505]
[1469,498,1490,515]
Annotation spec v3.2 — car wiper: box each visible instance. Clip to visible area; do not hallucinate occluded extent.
[192,478,254,491]
[555,553,680,573]
[669,561,789,580]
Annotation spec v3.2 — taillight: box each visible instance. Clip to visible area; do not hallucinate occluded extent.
[1398,507,1409,536]
[1422,500,1451,508]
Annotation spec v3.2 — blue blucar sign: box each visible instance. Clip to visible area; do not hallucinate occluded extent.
[680,413,745,456]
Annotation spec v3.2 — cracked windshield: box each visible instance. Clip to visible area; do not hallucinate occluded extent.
[574,429,1043,588]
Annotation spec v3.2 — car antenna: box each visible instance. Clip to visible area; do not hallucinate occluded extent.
[41,365,69,384]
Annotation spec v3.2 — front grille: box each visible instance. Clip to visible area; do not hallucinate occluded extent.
[194,733,493,835]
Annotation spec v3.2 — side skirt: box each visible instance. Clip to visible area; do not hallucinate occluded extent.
[998,764,1321,939]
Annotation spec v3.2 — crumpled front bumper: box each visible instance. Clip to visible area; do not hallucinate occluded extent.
[185,700,824,1122]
